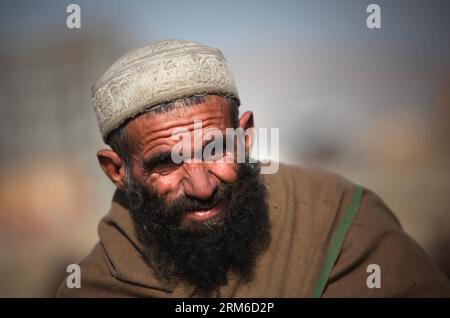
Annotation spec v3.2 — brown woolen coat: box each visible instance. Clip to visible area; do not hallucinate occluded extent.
[57,163,450,297]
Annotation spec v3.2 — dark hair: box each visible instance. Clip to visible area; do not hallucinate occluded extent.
[106,94,240,177]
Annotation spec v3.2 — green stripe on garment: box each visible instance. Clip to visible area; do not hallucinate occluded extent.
[311,184,364,298]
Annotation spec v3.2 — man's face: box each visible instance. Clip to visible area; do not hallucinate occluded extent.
[98,95,270,296]
[125,95,242,224]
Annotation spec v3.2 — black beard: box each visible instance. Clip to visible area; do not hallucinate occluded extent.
[124,162,271,297]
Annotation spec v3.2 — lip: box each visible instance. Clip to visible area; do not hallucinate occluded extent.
[184,206,219,221]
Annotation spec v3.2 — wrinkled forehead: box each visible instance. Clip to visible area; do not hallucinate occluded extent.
[126,95,233,156]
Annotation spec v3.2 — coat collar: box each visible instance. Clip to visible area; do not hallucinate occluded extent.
[98,189,177,293]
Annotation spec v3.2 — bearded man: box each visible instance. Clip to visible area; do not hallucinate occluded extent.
[57,40,450,297]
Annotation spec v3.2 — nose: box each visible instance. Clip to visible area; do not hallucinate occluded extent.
[183,163,217,200]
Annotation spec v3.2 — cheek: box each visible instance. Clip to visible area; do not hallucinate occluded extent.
[142,173,184,201]
[131,164,182,200]
[206,162,238,183]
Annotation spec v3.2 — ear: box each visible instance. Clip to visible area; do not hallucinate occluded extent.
[97,149,127,191]
[238,111,255,153]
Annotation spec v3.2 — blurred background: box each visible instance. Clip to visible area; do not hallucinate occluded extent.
[0,0,449,297]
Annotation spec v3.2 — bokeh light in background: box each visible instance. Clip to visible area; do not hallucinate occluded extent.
[0,0,449,296]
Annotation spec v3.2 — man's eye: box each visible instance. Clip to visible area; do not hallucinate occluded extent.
[157,158,175,167]
[153,158,181,173]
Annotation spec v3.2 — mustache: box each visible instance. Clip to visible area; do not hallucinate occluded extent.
[173,191,221,211]
[164,183,231,217]
[126,178,231,218]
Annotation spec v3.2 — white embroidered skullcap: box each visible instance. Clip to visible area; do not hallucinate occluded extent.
[92,39,240,141]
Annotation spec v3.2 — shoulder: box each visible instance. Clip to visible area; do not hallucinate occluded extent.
[262,162,356,209]
[56,202,173,297]
[259,162,362,295]
[56,243,111,297]
[324,187,450,297]
[56,242,133,298]
[261,162,358,233]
